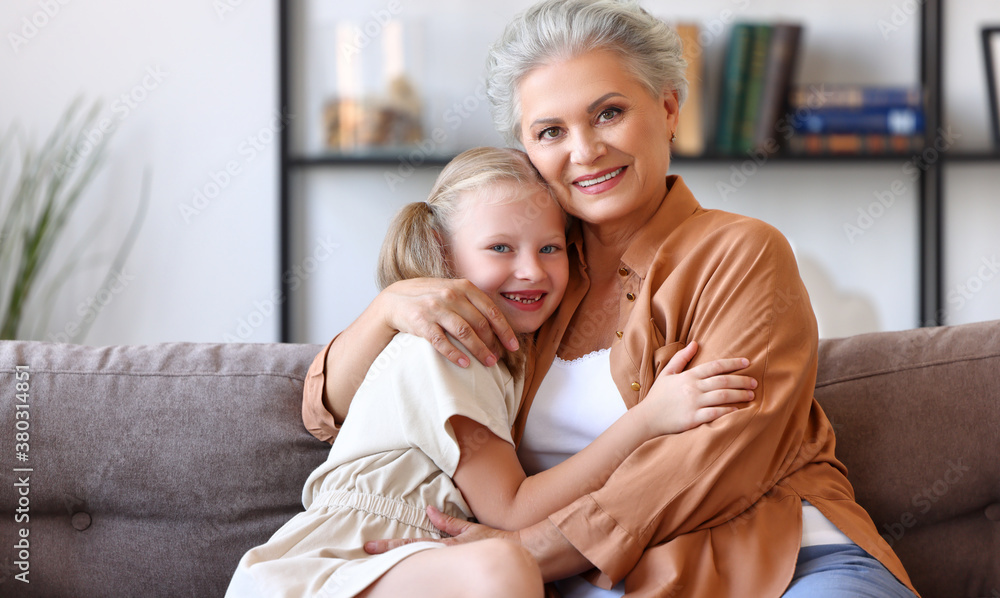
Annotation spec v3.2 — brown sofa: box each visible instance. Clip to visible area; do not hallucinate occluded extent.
[1,320,998,597]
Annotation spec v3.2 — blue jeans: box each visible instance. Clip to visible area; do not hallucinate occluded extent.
[781,544,917,598]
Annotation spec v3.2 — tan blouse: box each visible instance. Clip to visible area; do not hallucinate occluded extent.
[302,176,918,597]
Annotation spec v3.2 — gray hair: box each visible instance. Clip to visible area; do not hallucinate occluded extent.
[486,0,688,147]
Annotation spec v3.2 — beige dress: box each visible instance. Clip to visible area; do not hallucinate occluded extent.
[226,333,523,598]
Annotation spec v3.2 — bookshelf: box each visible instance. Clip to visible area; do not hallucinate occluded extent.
[277,0,1000,342]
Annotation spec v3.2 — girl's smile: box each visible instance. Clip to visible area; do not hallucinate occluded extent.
[449,183,569,334]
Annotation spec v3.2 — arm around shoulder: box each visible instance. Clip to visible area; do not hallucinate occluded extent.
[302,293,400,442]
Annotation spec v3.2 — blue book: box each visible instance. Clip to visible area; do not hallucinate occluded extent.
[790,85,923,109]
[793,106,925,135]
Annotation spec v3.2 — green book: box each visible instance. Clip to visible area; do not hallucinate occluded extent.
[736,24,773,153]
[715,23,753,155]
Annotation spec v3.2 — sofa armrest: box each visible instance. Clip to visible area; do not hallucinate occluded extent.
[815,320,1000,597]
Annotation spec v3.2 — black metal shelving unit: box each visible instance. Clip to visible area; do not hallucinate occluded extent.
[278,0,997,342]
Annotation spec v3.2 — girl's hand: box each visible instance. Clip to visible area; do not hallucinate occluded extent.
[639,341,757,436]
[364,506,514,554]
[379,278,518,368]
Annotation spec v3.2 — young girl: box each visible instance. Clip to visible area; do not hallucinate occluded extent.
[226,147,756,598]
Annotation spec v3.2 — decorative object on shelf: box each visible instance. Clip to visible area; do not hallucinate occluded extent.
[785,85,925,155]
[714,21,804,156]
[983,26,1000,148]
[322,18,424,152]
[672,22,705,157]
[0,98,149,341]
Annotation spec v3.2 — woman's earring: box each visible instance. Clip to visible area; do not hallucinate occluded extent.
[670,132,677,142]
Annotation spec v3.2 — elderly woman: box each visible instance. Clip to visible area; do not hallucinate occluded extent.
[302,1,919,596]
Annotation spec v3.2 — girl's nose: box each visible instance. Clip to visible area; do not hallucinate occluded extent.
[515,254,546,281]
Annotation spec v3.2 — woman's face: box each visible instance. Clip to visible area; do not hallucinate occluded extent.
[517,48,679,231]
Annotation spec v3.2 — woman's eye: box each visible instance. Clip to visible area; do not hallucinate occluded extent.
[540,245,561,254]
[490,244,510,253]
[597,107,621,123]
[538,127,561,140]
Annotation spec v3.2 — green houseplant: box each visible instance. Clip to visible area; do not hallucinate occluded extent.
[0,98,148,341]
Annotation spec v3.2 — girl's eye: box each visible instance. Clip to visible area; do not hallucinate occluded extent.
[490,244,511,253]
[597,107,621,123]
[540,245,561,254]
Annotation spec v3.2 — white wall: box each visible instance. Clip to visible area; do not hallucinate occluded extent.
[942,0,1000,326]
[1,0,279,344]
[3,1,997,345]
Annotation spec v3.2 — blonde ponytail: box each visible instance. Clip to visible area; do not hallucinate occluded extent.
[376,201,453,291]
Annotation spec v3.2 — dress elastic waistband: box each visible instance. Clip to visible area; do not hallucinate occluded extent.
[318,490,439,536]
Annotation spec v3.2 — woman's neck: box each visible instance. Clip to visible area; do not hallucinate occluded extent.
[581,226,634,281]
[581,190,666,280]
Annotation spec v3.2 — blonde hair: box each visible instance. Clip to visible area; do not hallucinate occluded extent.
[376,146,555,377]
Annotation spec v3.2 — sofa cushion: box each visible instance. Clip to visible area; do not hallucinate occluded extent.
[0,341,328,597]
[815,320,1000,598]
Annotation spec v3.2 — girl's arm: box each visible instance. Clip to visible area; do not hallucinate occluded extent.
[308,278,517,429]
[451,342,755,531]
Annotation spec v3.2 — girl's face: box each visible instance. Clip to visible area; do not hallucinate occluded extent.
[449,182,569,334]
[517,48,679,231]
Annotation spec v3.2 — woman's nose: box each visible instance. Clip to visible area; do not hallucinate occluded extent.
[570,129,606,165]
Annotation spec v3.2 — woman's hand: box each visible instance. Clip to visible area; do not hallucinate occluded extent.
[638,341,757,436]
[364,506,516,554]
[379,278,519,368]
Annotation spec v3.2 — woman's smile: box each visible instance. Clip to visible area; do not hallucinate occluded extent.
[572,165,627,194]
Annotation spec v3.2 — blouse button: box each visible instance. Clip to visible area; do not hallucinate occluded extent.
[616,331,623,339]
[618,267,629,276]
[626,292,636,301]
[631,382,641,391]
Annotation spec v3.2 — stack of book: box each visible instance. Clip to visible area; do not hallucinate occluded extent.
[714,22,804,156]
[785,85,926,155]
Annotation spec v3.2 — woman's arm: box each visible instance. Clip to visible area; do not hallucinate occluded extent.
[450,345,755,531]
[303,278,518,436]
[542,220,826,585]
